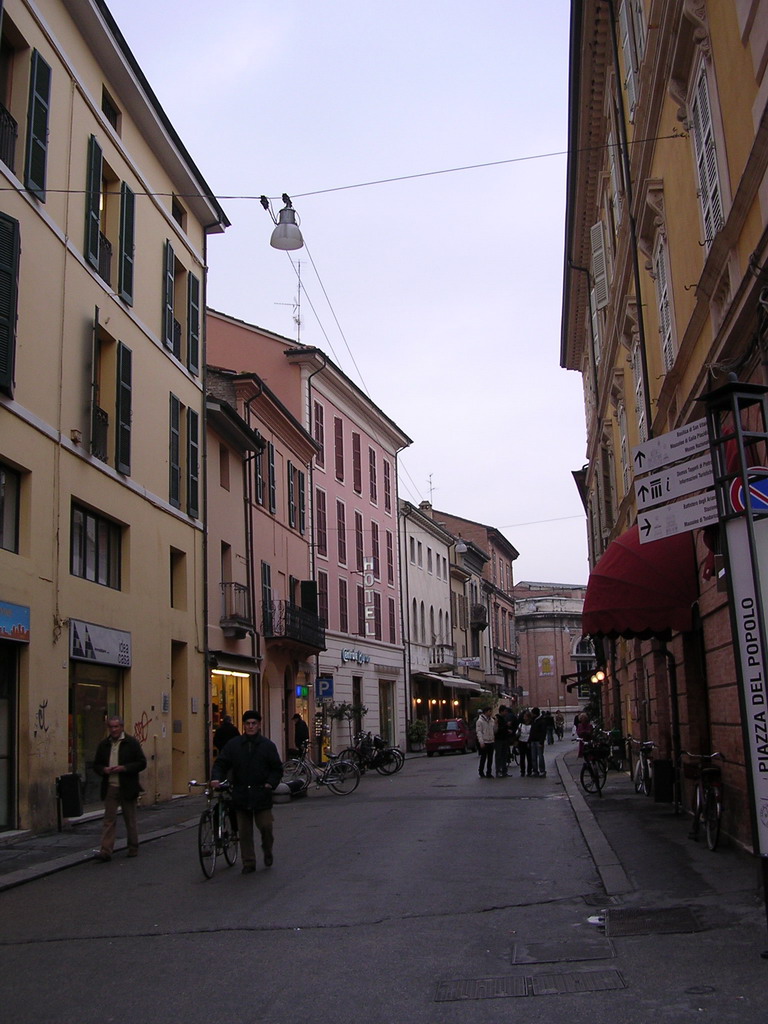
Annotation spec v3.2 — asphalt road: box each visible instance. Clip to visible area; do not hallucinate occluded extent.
[0,752,766,1023]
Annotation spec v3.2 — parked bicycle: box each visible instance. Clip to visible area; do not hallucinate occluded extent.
[630,737,655,796]
[281,743,361,795]
[188,779,238,879]
[339,732,405,775]
[683,750,723,851]
[579,736,609,796]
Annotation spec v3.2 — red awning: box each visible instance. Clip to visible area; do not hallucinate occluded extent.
[582,525,699,639]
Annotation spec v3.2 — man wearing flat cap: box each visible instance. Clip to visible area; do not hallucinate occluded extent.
[212,710,283,874]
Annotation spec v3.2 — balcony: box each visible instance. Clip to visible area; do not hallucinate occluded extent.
[0,102,18,171]
[470,603,488,630]
[429,643,457,673]
[90,405,109,462]
[220,582,254,639]
[263,600,326,652]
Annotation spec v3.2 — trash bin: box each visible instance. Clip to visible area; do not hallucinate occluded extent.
[57,773,83,818]
[653,759,674,803]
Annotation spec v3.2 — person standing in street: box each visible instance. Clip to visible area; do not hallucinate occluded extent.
[529,707,548,777]
[291,712,310,757]
[476,706,496,778]
[93,715,147,861]
[516,710,533,777]
[211,710,283,874]
[494,706,510,776]
[213,714,239,755]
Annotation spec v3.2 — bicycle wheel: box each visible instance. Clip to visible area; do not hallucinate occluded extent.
[338,748,366,772]
[580,761,600,794]
[704,787,721,851]
[375,748,404,775]
[594,758,608,787]
[221,804,239,866]
[282,758,311,789]
[633,758,645,793]
[642,760,653,797]
[198,809,216,878]
[325,760,360,794]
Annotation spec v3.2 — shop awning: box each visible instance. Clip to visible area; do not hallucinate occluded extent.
[414,672,483,692]
[582,524,699,640]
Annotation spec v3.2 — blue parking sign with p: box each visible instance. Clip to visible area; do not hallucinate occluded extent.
[316,676,334,699]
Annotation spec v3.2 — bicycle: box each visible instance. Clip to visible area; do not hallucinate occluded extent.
[630,737,655,796]
[579,737,608,796]
[188,779,239,879]
[683,751,723,851]
[282,743,361,795]
[339,732,405,775]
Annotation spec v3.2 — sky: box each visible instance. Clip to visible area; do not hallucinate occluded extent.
[106,0,589,585]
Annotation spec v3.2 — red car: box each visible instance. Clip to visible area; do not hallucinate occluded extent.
[425,718,474,756]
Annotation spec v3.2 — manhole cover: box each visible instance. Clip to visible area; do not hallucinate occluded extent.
[531,969,626,995]
[512,937,615,964]
[435,976,528,1002]
[605,906,702,937]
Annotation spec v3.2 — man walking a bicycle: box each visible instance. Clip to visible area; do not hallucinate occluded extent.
[211,710,283,874]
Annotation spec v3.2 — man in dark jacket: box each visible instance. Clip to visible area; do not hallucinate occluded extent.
[529,707,548,777]
[212,710,283,874]
[291,713,310,756]
[213,715,239,755]
[93,716,147,861]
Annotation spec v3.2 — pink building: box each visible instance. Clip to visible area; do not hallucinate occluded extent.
[207,311,412,750]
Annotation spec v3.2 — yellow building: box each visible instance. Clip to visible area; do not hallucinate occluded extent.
[0,0,227,831]
[561,1,768,848]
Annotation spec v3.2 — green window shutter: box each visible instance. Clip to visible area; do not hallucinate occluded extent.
[163,240,175,350]
[84,135,102,269]
[298,469,306,534]
[169,394,180,508]
[0,212,20,396]
[118,183,135,305]
[187,272,200,375]
[268,442,276,513]
[187,407,199,518]
[25,49,51,200]
[287,460,296,528]
[115,342,132,475]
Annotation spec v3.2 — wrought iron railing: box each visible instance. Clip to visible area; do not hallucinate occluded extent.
[90,405,109,461]
[220,582,253,636]
[98,231,112,286]
[263,600,326,651]
[0,103,18,171]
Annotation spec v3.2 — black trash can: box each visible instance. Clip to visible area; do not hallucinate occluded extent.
[57,773,83,818]
[653,759,674,803]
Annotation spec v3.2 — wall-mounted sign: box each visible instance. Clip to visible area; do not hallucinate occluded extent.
[341,648,371,665]
[538,655,555,676]
[0,601,30,642]
[70,619,131,667]
[316,676,334,699]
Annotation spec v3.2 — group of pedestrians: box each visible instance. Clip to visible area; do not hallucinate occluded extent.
[476,705,567,779]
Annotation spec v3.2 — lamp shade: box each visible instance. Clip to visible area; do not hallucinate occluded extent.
[270,206,304,250]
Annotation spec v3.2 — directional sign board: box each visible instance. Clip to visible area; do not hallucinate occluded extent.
[638,490,719,544]
[632,417,710,476]
[635,452,714,511]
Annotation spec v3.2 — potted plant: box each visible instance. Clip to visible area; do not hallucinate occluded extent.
[407,718,427,752]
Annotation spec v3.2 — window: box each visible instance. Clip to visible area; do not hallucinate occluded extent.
[25,49,51,201]
[261,562,273,633]
[317,570,329,628]
[354,510,364,571]
[386,530,394,585]
[287,461,296,528]
[409,536,416,563]
[371,522,380,579]
[618,0,645,121]
[352,432,362,492]
[334,416,344,481]
[101,88,120,132]
[169,395,199,516]
[115,341,132,475]
[71,504,121,588]
[417,541,423,567]
[162,240,201,374]
[653,234,675,372]
[339,578,349,633]
[170,547,186,609]
[383,458,392,513]
[316,488,328,556]
[357,585,365,637]
[631,337,648,443]
[336,500,347,564]
[89,316,132,473]
[388,597,397,644]
[254,450,264,506]
[219,445,230,490]
[590,221,609,310]
[313,401,325,468]
[297,469,306,534]
[85,136,135,303]
[690,61,724,247]
[372,592,382,641]
[369,447,377,503]
[0,211,20,396]
[427,547,433,574]
[0,460,20,552]
[171,196,186,229]
[267,442,276,514]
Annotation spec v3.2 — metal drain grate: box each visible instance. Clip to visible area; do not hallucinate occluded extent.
[583,893,621,907]
[512,937,615,965]
[435,976,529,1002]
[605,906,703,937]
[531,969,626,995]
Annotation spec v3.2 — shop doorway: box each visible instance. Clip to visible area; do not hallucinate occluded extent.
[70,664,120,807]
[0,643,18,831]
[378,679,395,745]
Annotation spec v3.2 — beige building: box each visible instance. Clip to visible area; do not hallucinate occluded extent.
[0,0,227,831]
[561,0,768,847]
